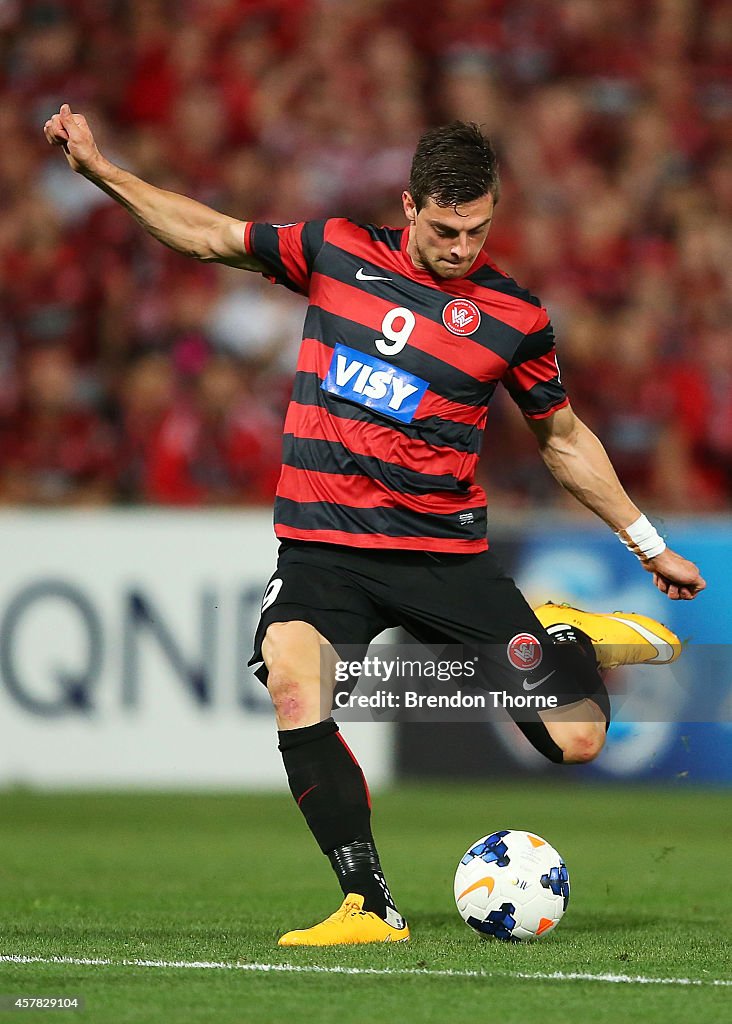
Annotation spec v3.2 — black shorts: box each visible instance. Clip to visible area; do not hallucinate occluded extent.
[249,541,609,723]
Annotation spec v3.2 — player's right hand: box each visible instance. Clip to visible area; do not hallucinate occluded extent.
[644,547,706,600]
[43,104,102,175]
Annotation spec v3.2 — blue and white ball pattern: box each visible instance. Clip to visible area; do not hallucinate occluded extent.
[454,829,569,941]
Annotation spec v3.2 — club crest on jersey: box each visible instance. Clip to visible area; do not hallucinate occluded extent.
[442,298,481,336]
[507,633,543,671]
[322,343,429,424]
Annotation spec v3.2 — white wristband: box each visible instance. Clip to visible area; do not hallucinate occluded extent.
[616,514,666,561]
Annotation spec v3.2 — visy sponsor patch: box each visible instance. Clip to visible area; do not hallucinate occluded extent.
[322,343,429,424]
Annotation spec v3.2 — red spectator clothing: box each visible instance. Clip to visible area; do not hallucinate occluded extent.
[667,361,732,492]
[245,218,568,553]
[3,246,100,363]
[122,44,177,126]
[0,410,116,501]
[145,401,280,505]
[114,410,169,503]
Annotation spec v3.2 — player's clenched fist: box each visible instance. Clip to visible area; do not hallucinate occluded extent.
[43,103,102,176]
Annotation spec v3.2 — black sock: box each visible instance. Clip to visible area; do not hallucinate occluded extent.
[327,839,402,924]
[544,622,597,659]
[278,719,400,921]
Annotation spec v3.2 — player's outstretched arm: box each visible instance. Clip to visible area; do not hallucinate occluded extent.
[527,405,706,600]
[43,104,266,271]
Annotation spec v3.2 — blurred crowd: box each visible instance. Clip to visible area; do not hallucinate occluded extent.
[0,0,730,512]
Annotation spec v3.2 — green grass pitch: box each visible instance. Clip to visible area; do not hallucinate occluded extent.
[1,783,730,1023]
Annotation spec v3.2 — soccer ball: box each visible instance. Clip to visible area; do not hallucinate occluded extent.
[454,829,569,941]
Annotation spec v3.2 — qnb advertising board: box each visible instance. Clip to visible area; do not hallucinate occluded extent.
[0,511,393,790]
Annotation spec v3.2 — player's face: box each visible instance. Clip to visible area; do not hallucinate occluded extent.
[403,192,495,279]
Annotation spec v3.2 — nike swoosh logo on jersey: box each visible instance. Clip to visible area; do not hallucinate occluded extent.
[356,267,392,282]
[523,670,556,692]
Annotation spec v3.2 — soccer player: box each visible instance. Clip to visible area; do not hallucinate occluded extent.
[45,107,705,946]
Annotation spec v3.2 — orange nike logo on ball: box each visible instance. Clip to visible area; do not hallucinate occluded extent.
[457,876,495,901]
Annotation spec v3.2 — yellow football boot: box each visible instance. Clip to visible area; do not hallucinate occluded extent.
[534,602,682,670]
[278,893,409,947]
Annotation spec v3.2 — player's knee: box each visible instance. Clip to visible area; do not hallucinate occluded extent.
[265,664,311,724]
[262,621,323,726]
[559,723,606,764]
[266,673,306,724]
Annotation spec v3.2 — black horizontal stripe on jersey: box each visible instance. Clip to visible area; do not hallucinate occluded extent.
[467,263,542,308]
[302,220,327,269]
[362,223,403,251]
[282,435,470,495]
[291,371,486,454]
[503,377,566,416]
[302,306,496,407]
[249,223,297,291]
[275,495,487,541]
[250,221,326,293]
[313,242,525,362]
[510,322,556,366]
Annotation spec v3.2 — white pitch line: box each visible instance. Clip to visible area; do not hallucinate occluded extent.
[1,955,730,988]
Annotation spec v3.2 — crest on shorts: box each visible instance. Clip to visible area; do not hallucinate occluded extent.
[507,632,543,671]
[442,298,481,336]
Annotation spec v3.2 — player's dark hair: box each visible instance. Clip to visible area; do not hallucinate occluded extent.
[409,121,500,211]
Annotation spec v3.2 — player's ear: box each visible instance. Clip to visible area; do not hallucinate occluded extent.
[402,191,417,225]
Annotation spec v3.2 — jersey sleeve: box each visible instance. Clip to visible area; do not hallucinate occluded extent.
[501,312,569,419]
[243,220,327,296]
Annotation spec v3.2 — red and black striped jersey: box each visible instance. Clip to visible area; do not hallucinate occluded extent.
[244,218,568,553]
